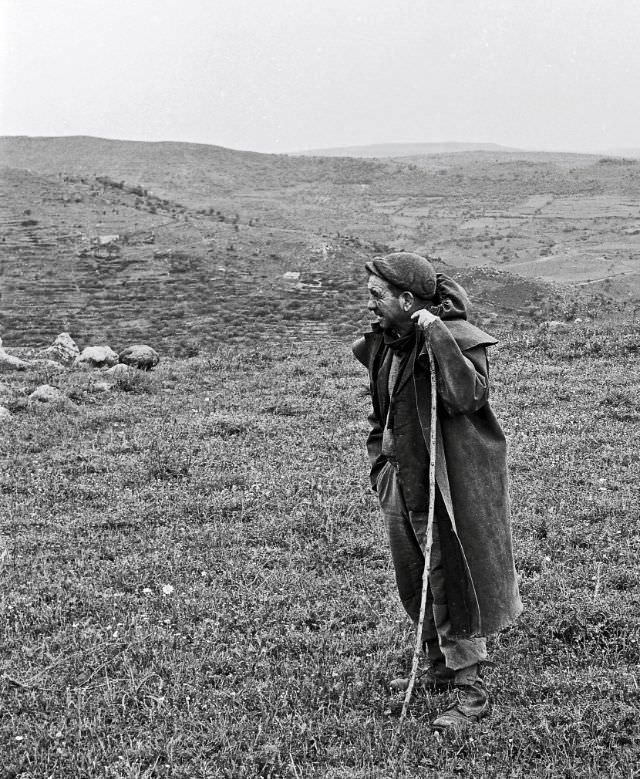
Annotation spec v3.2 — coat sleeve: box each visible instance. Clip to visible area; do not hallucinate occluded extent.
[352,337,387,489]
[419,320,491,416]
[365,403,386,490]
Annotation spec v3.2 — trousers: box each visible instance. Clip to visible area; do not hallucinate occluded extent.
[376,461,487,671]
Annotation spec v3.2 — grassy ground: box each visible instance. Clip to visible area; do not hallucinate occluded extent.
[1,317,639,777]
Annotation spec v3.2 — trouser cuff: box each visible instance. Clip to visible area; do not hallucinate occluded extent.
[454,663,481,686]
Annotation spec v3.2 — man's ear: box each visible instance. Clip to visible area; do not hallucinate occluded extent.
[399,291,415,312]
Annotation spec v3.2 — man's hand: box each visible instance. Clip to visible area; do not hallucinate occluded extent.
[411,308,438,329]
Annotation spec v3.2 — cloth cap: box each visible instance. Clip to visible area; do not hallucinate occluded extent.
[365,252,437,300]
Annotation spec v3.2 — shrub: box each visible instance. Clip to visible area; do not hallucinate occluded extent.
[113,370,155,394]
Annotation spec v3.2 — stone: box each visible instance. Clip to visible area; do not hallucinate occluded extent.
[103,363,134,377]
[75,345,119,369]
[40,332,79,365]
[118,344,160,371]
[28,384,69,404]
[89,381,111,393]
[0,341,30,372]
[0,405,11,421]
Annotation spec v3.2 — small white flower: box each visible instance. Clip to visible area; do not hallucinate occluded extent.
[161,584,174,596]
[142,587,153,595]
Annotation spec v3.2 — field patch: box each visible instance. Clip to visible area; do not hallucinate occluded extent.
[1,318,639,776]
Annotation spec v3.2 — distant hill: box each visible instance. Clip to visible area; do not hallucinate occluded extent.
[601,148,640,159]
[1,135,638,349]
[294,142,523,158]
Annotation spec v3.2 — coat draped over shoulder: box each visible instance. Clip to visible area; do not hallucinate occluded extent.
[352,316,522,638]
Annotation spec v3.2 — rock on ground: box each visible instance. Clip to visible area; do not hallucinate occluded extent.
[118,344,160,370]
[28,384,70,405]
[0,405,11,421]
[75,346,119,369]
[89,381,111,393]
[39,332,80,365]
[0,340,30,372]
[103,363,134,377]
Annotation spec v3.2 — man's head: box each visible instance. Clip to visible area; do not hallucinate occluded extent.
[366,252,437,334]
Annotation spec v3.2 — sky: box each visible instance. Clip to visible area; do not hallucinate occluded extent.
[1,0,639,154]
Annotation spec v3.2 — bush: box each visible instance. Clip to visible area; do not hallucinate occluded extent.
[113,370,155,394]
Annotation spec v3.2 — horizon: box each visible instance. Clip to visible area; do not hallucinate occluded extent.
[2,1,640,155]
[2,132,638,159]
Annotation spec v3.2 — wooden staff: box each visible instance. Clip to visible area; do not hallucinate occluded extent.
[400,329,438,721]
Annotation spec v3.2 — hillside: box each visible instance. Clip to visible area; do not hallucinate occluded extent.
[0,164,376,350]
[1,136,639,350]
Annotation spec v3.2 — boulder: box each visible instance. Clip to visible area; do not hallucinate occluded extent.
[40,332,79,365]
[118,344,160,370]
[103,363,135,378]
[28,384,70,405]
[75,346,119,369]
[0,339,30,372]
[89,380,111,393]
[0,405,11,421]
[0,353,30,372]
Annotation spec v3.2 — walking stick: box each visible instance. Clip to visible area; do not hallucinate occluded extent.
[400,326,438,721]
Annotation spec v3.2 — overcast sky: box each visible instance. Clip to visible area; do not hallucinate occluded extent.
[1,0,639,154]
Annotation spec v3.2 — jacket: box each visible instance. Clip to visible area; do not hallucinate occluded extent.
[352,282,522,637]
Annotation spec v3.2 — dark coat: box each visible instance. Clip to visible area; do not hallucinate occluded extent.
[353,316,522,638]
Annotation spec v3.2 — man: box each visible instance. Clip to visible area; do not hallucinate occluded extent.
[352,252,522,729]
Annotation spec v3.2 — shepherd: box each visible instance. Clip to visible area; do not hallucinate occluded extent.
[352,252,522,729]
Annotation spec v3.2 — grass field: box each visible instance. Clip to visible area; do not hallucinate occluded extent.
[1,313,639,777]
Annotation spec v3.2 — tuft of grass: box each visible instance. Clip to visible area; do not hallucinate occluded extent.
[113,369,157,394]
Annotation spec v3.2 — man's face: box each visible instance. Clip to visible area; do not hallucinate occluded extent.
[367,274,409,333]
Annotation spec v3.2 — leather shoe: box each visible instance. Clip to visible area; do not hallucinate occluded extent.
[430,681,489,730]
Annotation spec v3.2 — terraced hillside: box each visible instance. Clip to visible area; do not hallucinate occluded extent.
[0,162,400,350]
[1,136,635,351]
